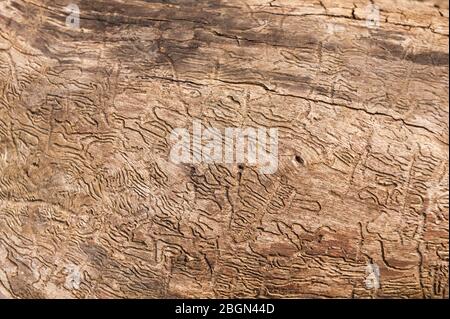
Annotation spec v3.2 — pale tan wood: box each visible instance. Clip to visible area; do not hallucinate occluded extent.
[0,0,448,298]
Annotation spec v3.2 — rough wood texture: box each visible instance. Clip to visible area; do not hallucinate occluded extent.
[0,0,448,299]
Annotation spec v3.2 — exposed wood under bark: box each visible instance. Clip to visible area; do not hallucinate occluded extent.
[0,0,448,298]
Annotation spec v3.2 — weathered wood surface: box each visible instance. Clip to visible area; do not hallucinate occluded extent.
[0,0,448,298]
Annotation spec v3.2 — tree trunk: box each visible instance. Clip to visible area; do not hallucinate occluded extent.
[0,0,448,298]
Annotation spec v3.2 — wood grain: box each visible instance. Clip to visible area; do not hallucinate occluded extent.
[0,0,448,298]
